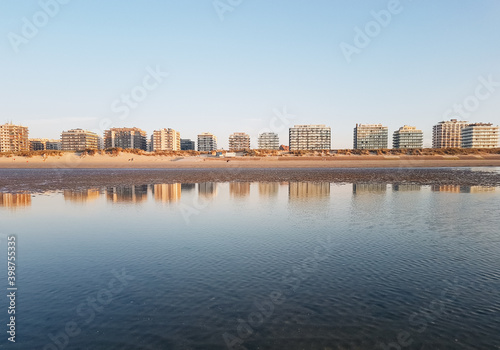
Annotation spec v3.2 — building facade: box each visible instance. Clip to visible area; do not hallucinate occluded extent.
[181,139,195,151]
[104,127,147,150]
[61,129,99,151]
[197,132,217,152]
[392,125,423,149]
[461,123,499,148]
[0,123,29,152]
[432,119,469,148]
[258,132,279,149]
[354,124,388,149]
[30,138,62,151]
[229,132,251,151]
[289,125,331,150]
[152,128,181,151]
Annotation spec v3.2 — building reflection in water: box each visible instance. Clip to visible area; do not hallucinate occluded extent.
[464,186,496,193]
[230,182,251,197]
[0,193,32,208]
[432,185,496,193]
[352,183,387,194]
[181,183,196,192]
[431,185,461,193]
[258,182,279,197]
[153,183,181,203]
[392,184,422,192]
[106,185,148,203]
[198,182,218,198]
[63,189,100,202]
[289,182,330,199]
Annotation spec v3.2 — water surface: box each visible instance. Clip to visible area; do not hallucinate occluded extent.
[1,172,499,349]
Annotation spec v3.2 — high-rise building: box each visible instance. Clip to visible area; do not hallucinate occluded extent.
[104,127,147,150]
[258,132,279,149]
[30,138,62,151]
[432,119,469,148]
[461,123,499,148]
[0,123,29,152]
[197,132,217,152]
[229,132,250,151]
[61,129,98,151]
[181,139,196,151]
[152,128,180,151]
[353,124,388,149]
[392,126,423,149]
[289,125,331,150]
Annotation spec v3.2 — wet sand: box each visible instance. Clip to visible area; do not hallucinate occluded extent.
[1,167,499,193]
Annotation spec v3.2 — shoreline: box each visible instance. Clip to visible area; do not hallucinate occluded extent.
[1,167,500,194]
[1,153,500,169]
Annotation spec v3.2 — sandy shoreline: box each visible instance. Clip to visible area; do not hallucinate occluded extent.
[1,153,500,169]
[1,167,500,193]
[1,154,500,193]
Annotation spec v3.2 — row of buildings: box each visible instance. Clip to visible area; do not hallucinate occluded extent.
[0,119,498,152]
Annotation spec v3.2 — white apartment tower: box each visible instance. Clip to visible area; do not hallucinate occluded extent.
[461,123,499,148]
[289,125,331,150]
[197,132,217,152]
[393,126,423,149]
[61,129,99,151]
[258,132,279,149]
[354,124,388,149]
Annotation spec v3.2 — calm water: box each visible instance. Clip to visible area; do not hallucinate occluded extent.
[1,175,500,349]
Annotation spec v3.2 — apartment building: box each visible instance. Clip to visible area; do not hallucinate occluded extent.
[258,132,279,149]
[229,132,250,151]
[392,125,423,149]
[0,123,29,152]
[61,129,98,151]
[181,139,195,151]
[104,127,147,150]
[461,123,499,148]
[197,132,217,151]
[432,119,469,148]
[152,128,181,151]
[289,125,331,150]
[353,124,388,149]
[30,138,62,151]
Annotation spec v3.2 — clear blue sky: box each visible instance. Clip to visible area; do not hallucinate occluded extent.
[1,0,499,149]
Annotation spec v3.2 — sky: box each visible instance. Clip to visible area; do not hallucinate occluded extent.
[1,0,499,149]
